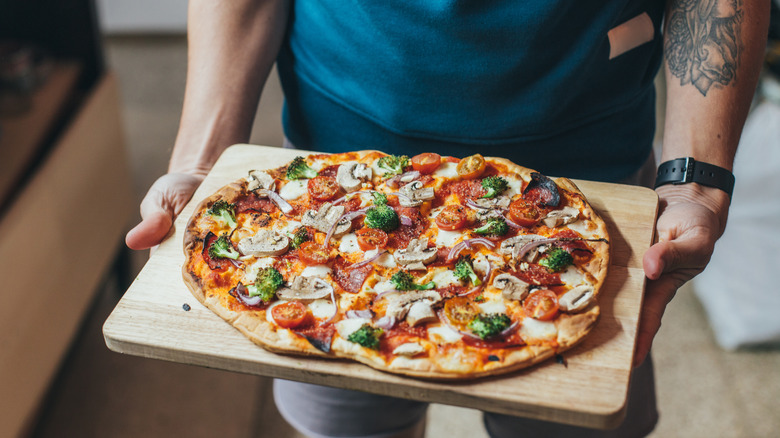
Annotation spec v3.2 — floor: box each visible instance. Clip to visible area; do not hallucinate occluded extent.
[30,36,780,438]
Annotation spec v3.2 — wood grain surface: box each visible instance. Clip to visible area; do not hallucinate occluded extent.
[103,144,658,429]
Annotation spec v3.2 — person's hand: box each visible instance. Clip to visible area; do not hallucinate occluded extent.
[637,183,730,367]
[125,172,205,250]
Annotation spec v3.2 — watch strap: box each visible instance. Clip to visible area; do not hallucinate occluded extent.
[654,157,735,198]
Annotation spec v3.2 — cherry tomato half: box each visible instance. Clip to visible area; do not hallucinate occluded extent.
[456,154,487,179]
[356,227,389,251]
[298,241,330,265]
[271,301,310,329]
[307,175,341,201]
[523,289,559,321]
[411,153,442,174]
[508,198,542,227]
[443,297,482,329]
[435,204,469,231]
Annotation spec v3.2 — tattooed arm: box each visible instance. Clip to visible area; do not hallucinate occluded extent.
[636,0,769,367]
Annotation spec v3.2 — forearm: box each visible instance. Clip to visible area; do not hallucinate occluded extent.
[169,0,290,176]
[661,0,769,169]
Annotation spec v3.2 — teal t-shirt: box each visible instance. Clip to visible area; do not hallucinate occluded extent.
[277,1,664,182]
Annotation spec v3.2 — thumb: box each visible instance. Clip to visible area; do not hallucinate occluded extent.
[126,209,173,250]
[643,233,713,281]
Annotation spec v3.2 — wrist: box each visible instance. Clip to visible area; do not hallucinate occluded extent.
[654,183,730,234]
[654,157,735,198]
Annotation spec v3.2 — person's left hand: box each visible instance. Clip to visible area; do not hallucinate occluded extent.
[637,183,730,367]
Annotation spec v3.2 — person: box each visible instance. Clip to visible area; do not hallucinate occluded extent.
[125,1,770,437]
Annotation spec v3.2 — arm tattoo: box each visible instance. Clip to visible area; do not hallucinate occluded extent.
[664,0,743,96]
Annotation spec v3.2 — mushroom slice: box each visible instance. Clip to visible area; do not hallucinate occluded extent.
[392,342,426,357]
[499,234,545,260]
[558,285,595,313]
[542,206,580,228]
[237,229,290,256]
[301,202,351,236]
[394,238,437,267]
[336,162,372,192]
[247,170,276,192]
[406,301,438,327]
[277,276,333,301]
[492,273,530,301]
[383,290,442,322]
[398,181,435,207]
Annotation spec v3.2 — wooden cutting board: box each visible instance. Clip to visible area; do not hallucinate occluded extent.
[103,144,658,429]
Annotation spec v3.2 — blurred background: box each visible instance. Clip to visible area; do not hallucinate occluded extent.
[1,1,779,437]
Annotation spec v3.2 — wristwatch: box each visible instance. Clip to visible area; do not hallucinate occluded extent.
[654,157,735,198]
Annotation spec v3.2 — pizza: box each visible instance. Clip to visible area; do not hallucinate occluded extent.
[182,150,609,379]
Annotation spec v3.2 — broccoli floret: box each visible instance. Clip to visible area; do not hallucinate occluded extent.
[289,227,309,250]
[454,256,482,286]
[481,176,509,199]
[473,217,509,236]
[364,205,400,232]
[377,154,410,177]
[468,314,512,339]
[286,156,318,180]
[371,191,388,206]
[538,247,574,272]
[246,267,285,303]
[208,233,239,260]
[347,324,383,349]
[390,271,436,291]
[207,200,237,228]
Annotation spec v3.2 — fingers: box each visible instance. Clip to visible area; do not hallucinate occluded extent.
[643,230,713,281]
[633,274,680,367]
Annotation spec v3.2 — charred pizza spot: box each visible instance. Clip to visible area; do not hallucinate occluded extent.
[488,355,500,362]
[182,303,191,311]
[555,353,568,368]
[523,172,561,207]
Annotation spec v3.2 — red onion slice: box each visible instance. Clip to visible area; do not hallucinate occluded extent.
[446,238,496,261]
[375,288,401,300]
[399,215,412,226]
[516,237,559,260]
[386,170,421,189]
[351,250,388,269]
[375,315,397,329]
[435,309,482,340]
[258,189,293,215]
[457,285,483,297]
[232,284,264,307]
[465,198,489,210]
[324,208,368,244]
[498,320,521,337]
[346,309,374,319]
[502,214,521,229]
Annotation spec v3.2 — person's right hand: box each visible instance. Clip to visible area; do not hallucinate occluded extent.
[125,173,205,250]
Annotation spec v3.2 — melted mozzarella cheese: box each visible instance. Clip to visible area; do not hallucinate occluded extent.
[336,317,372,338]
[301,265,332,278]
[433,162,458,178]
[275,219,302,235]
[365,249,397,268]
[308,299,336,319]
[242,257,276,283]
[435,229,467,247]
[428,325,463,344]
[478,299,507,315]
[372,280,397,294]
[519,317,558,341]
[430,269,462,288]
[279,180,308,200]
[339,233,360,253]
[505,176,524,197]
[558,265,589,287]
[565,219,598,239]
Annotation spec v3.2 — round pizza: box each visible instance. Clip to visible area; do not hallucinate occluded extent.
[182,151,609,379]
